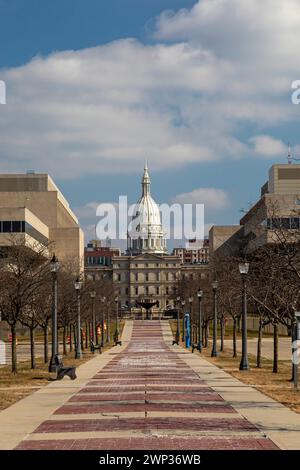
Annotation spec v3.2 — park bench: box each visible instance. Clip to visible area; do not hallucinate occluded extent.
[54,354,77,380]
[91,340,102,354]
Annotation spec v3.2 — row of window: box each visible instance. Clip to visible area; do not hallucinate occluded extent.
[114,263,176,268]
[85,256,112,266]
[266,217,300,230]
[118,286,176,296]
[0,220,48,246]
[115,272,177,282]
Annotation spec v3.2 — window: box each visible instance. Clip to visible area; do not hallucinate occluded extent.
[156,287,160,295]
[135,287,138,295]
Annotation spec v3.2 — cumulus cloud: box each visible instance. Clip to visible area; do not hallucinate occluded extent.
[172,187,230,210]
[0,0,299,178]
[248,135,286,158]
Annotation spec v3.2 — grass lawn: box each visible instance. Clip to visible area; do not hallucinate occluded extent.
[0,320,124,412]
[169,320,300,414]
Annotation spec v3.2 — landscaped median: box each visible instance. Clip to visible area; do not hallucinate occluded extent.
[0,320,124,412]
[169,319,300,414]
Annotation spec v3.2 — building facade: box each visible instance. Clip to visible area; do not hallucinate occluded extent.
[0,172,84,266]
[210,163,300,256]
[83,166,210,315]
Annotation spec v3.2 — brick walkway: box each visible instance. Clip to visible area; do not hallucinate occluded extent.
[16,321,278,450]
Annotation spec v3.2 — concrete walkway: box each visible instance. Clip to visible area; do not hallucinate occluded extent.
[0,320,299,450]
[224,337,292,361]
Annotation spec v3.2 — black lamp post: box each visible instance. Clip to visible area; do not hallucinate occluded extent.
[90,291,96,346]
[211,280,219,357]
[239,262,250,371]
[197,289,203,352]
[101,296,106,348]
[189,296,194,346]
[175,296,181,344]
[114,295,120,345]
[181,300,186,341]
[74,278,83,359]
[293,312,300,389]
[49,255,60,372]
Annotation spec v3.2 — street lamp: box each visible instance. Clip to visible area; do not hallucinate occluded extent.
[189,296,194,347]
[90,291,96,347]
[197,289,203,352]
[293,312,300,389]
[211,280,219,357]
[74,278,83,359]
[49,254,60,372]
[181,300,186,341]
[175,296,181,344]
[239,262,250,370]
[101,296,106,348]
[114,295,120,345]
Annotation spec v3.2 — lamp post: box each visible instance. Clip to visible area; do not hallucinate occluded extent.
[175,296,180,344]
[49,255,60,372]
[74,278,83,359]
[293,312,300,389]
[114,295,119,345]
[189,296,194,346]
[181,300,186,341]
[211,280,219,357]
[197,289,203,352]
[90,291,96,346]
[239,262,250,371]
[101,296,106,348]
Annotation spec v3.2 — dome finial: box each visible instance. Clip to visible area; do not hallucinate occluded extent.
[142,162,150,196]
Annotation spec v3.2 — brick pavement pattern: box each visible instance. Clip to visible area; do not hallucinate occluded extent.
[16,321,278,450]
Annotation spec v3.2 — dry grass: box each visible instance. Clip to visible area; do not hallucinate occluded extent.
[0,320,124,412]
[169,320,300,414]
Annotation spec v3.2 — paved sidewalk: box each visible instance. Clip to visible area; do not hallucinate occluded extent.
[224,337,292,361]
[12,321,284,450]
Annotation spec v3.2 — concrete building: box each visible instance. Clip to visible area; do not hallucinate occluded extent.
[210,163,300,256]
[0,172,84,266]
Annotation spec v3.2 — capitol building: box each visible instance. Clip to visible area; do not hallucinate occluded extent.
[85,165,210,316]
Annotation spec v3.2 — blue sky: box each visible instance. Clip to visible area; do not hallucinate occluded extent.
[0,0,299,248]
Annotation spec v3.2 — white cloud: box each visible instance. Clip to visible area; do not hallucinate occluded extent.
[248,135,286,158]
[172,187,230,210]
[0,0,299,178]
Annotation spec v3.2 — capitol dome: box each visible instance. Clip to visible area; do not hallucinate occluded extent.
[127,164,167,255]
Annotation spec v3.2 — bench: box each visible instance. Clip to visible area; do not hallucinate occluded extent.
[91,340,102,354]
[54,354,77,380]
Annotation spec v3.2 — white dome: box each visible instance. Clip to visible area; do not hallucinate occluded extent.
[127,164,167,255]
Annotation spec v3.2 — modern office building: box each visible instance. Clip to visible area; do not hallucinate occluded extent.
[0,172,84,266]
[209,163,300,256]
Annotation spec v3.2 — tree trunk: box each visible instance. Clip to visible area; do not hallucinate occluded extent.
[85,322,88,349]
[69,323,73,352]
[204,321,209,348]
[30,327,35,369]
[11,324,17,374]
[233,318,237,358]
[220,317,225,352]
[256,318,263,368]
[63,325,67,356]
[273,322,278,373]
[43,322,48,363]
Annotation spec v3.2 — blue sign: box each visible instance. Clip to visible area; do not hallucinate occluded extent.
[184,313,191,348]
